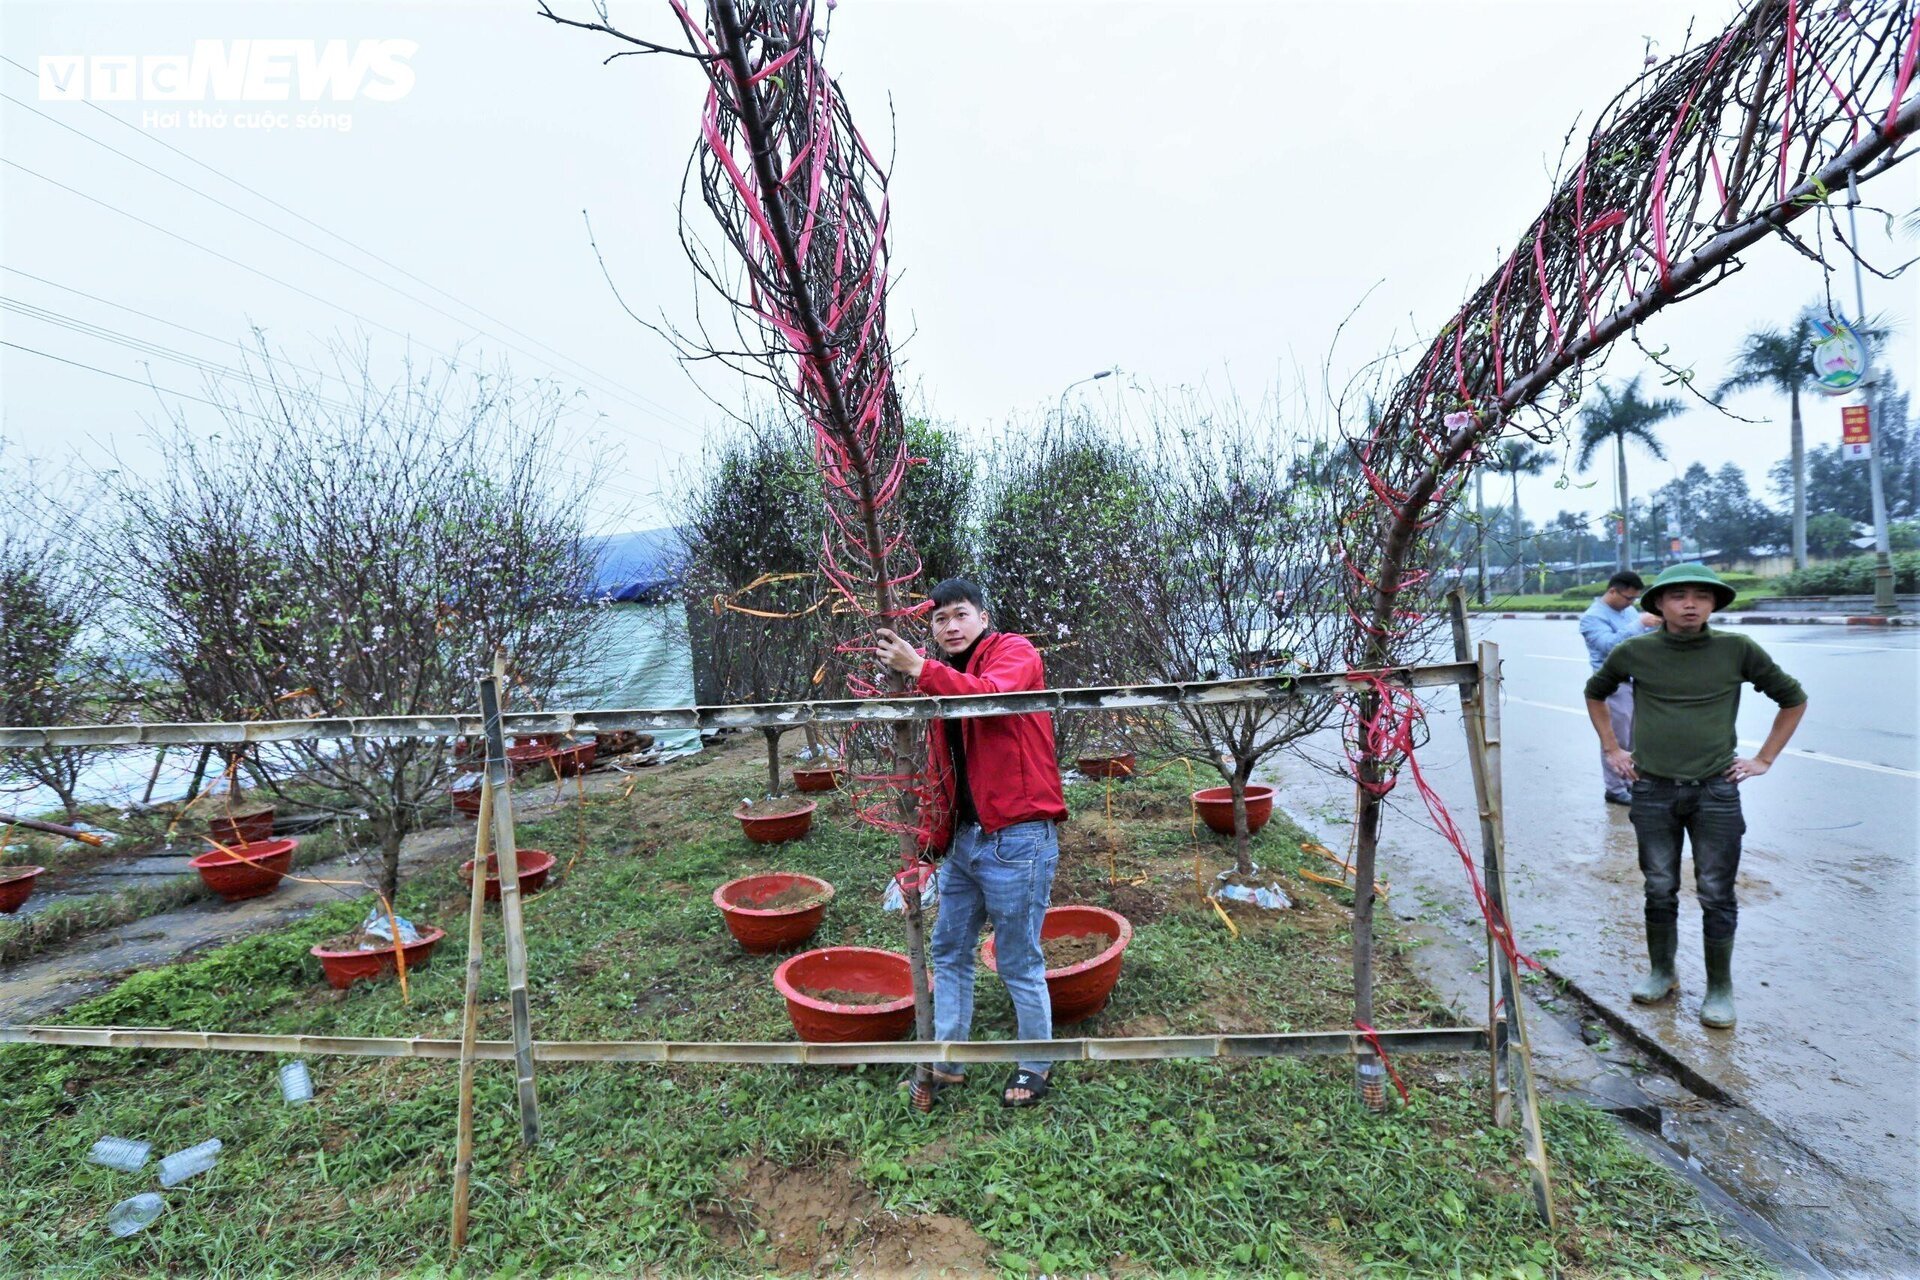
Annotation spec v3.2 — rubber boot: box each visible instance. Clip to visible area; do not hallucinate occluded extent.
[1630,919,1678,1004]
[1700,936,1736,1028]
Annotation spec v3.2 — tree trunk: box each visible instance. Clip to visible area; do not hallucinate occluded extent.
[1790,385,1807,570]
[1475,471,1489,604]
[762,727,783,797]
[379,821,402,903]
[1229,767,1253,876]
[1616,432,1632,570]
[1510,471,1525,592]
[803,721,821,757]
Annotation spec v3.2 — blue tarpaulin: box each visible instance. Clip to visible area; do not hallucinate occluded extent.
[585,527,686,603]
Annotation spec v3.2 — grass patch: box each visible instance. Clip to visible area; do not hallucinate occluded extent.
[0,735,1767,1277]
[0,824,359,969]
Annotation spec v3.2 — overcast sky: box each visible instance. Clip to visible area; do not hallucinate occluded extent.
[3,0,1915,537]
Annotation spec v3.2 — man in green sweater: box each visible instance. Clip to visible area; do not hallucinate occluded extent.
[1583,564,1808,1029]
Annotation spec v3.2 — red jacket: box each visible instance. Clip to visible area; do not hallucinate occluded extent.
[916,631,1068,855]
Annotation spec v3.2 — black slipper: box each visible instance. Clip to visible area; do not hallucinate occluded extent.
[898,1068,965,1110]
[1000,1067,1052,1108]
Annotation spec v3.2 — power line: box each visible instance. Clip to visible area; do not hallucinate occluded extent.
[0,62,706,439]
[0,335,656,527]
[0,281,669,513]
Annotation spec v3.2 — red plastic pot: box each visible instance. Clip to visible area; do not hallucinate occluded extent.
[772,947,916,1042]
[209,806,276,846]
[1191,784,1275,836]
[310,926,447,990]
[507,743,558,778]
[451,775,484,819]
[982,904,1133,1023]
[459,848,557,901]
[0,866,46,914]
[1077,754,1137,779]
[188,839,296,902]
[733,799,817,845]
[791,766,844,793]
[714,872,834,953]
[552,741,598,777]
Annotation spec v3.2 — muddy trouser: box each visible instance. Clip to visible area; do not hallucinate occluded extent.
[1601,684,1635,797]
[930,819,1060,1076]
[1628,775,1745,941]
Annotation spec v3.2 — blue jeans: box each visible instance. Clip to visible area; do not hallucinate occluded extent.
[1628,775,1745,941]
[931,819,1059,1076]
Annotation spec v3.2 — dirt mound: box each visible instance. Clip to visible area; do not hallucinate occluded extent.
[708,1154,993,1277]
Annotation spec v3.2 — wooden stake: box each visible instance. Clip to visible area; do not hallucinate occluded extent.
[1446,590,1510,1125]
[1464,640,1556,1227]
[450,778,494,1251]
[477,651,540,1146]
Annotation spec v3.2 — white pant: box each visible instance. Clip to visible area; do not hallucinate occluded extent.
[1601,684,1635,797]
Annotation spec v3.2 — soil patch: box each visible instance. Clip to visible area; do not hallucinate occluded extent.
[737,796,815,819]
[798,985,898,1007]
[1042,933,1111,969]
[1103,880,1167,925]
[757,883,829,910]
[316,928,409,954]
[712,1155,992,1277]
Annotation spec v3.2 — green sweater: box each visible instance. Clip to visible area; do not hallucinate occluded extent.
[1584,626,1807,783]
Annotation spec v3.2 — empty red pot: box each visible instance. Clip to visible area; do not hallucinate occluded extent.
[733,799,817,845]
[1191,784,1275,836]
[773,947,916,1042]
[310,926,447,990]
[553,740,597,776]
[507,743,558,778]
[188,839,297,902]
[982,904,1133,1023]
[209,806,276,846]
[714,872,834,952]
[0,865,45,914]
[791,766,844,793]
[451,776,484,819]
[1077,754,1137,779]
[459,849,557,901]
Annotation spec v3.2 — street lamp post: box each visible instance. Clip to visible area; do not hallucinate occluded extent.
[1847,172,1901,615]
[1056,367,1118,423]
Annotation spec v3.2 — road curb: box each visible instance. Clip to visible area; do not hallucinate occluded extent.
[1471,611,1916,626]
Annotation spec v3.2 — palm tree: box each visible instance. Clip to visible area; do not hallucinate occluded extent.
[1717,306,1887,570]
[1576,377,1682,571]
[1490,441,1554,590]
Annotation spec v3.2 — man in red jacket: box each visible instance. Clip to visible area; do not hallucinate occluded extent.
[874,578,1068,1107]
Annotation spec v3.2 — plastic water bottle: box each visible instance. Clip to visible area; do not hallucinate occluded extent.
[106,1192,164,1237]
[156,1138,222,1187]
[1357,1058,1389,1113]
[87,1136,151,1172]
[279,1061,313,1104]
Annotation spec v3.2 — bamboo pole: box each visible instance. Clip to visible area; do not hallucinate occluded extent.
[1468,642,1556,1226]
[1446,591,1510,1125]
[450,778,494,1252]
[0,1023,1487,1063]
[0,663,1480,749]
[477,652,539,1146]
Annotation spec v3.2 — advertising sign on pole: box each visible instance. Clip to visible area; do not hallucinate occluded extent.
[1841,404,1872,461]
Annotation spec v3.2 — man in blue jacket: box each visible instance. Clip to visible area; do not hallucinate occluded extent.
[1579,571,1656,805]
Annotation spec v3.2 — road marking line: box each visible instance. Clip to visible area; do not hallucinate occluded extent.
[1503,695,1919,779]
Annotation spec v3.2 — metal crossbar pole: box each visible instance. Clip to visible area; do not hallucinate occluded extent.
[0,663,1479,749]
[0,1023,1488,1062]
[477,656,539,1147]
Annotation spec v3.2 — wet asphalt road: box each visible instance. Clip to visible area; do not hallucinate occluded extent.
[1291,620,1918,1230]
